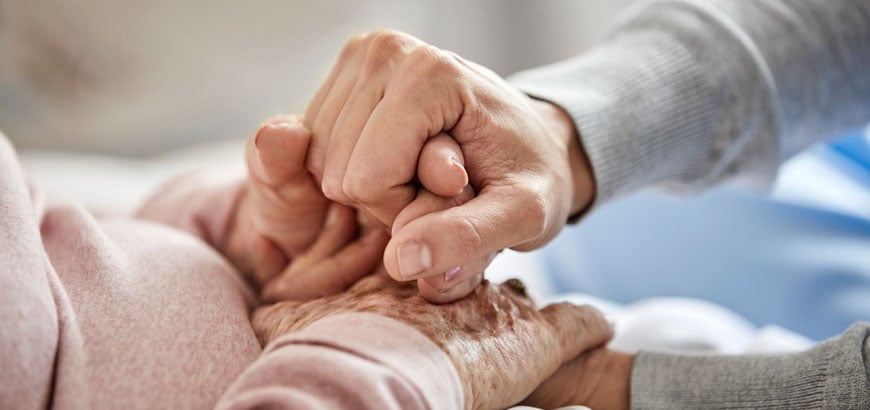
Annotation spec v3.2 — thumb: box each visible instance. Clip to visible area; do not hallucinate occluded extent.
[416,132,468,198]
[383,185,547,281]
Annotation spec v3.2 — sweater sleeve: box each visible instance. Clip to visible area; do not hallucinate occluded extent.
[135,170,245,252]
[215,312,463,410]
[509,0,870,205]
[631,322,870,409]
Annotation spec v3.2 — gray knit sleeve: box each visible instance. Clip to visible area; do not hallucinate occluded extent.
[509,0,870,205]
[630,323,870,409]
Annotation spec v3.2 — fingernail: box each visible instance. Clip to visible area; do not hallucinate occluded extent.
[254,124,273,149]
[444,266,461,281]
[449,156,468,185]
[398,242,431,278]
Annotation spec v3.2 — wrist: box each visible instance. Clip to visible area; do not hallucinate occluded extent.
[529,99,596,220]
[586,349,633,410]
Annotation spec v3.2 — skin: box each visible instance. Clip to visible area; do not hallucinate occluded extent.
[220,116,630,407]
[303,30,595,302]
[222,115,472,300]
[254,271,614,410]
[524,348,634,410]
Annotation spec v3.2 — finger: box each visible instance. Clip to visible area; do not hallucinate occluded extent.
[321,32,421,203]
[248,119,310,187]
[320,77,385,203]
[391,181,474,236]
[307,54,369,183]
[386,183,491,304]
[384,185,544,280]
[340,47,466,228]
[417,133,468,198]
[308,72,360,183]
[300,203,358,263]
[418,270,485,304]
[539,303,614,366]
[261,228,389,303]
[415,247,495,303]
[245,120,328,257]
[252,235,289,288]
[304,33,366,128]
[304,34,368,180]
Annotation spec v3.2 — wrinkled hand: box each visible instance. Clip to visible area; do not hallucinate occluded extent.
[253,274,613,409]
[304,29,594,302]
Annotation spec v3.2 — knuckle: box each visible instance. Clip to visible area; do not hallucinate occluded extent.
[321,174,346,202]
[452,214,484,261]
[367,30,409,57]
[362,32,407,76]
[340,33,368,58]
[407,44,459,77]
[543,302,579,339]
[517,188,549,243]
[341,171,375,204]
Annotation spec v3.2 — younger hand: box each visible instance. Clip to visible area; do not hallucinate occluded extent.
[304,30,595,302]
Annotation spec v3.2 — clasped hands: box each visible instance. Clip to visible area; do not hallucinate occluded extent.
[222,30,626,410]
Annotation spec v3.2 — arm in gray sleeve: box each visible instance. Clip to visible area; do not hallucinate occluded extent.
[631,323,870,409]
[510,0,870,204]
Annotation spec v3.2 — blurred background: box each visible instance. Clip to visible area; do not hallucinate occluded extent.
[0,0,632,155]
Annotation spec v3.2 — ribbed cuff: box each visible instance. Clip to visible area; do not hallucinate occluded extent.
[271,312,464,410]
[630,323,870,409]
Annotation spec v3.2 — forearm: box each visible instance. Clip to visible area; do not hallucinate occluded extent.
[511,0,870,206]
[631,323,870,408]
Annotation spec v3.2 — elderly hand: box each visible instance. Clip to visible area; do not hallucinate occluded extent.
[230,115,332,288]
[303,30,595,302]
[253,272,612,409]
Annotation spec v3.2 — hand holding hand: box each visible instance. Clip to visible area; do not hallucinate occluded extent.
[232,115,474,301]
[253,274,613,409]
[304,30,595,302]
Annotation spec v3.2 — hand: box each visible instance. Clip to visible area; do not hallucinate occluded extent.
[229,115,474,298]
[304,30,595,301]
[224,115,332,288]
[253,275,613,409]
[522,348,634,410]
